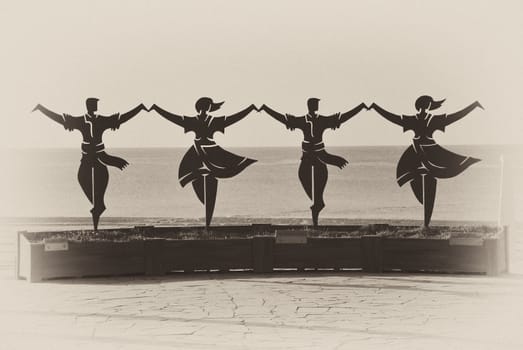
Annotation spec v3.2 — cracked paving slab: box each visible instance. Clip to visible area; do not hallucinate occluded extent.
[1,225,523,349]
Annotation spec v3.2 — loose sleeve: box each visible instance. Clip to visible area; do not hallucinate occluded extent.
[62,114,79,131]
[210,116,226,134]
[401,115,415,133]
[179,116,196,134]
[284,114,302,130]
[323,113,342,130]
[105,113,121,130]
[427,114,446,132]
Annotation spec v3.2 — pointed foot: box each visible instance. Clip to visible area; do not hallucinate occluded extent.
[205,216,212,228]
[310,203,325,227]
[92,215,99,231]
[90,205,106,231]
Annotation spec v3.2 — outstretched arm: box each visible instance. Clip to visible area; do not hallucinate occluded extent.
[223,104,257,127]
[119,103,147,124]
[149,104,185,127]
[370,103,403,127]
[339,102,368,124]
[32,104,65,126]
[444,101,483,126]
[260,104,287,125]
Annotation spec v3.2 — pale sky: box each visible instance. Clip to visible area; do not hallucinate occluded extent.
[1,0,522,148]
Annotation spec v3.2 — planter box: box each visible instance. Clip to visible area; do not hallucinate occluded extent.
[273,237,362,270]
[16,224,509,282]
[363,232,509,275]
[18,236,146,282]
[150,238,254,273]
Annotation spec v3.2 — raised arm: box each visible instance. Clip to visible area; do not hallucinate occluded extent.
[370,103,404,127]
[149,104,185,127]
[444,101,483,126]
[222,104,257,127]
[32,104,65,126]
[119,103,147,124]
[260,104,287,125]
[339,102,368,124]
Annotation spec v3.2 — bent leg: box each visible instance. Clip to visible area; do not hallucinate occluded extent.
[191,177,205,204]
[93,163,108,213]
[298,159,313,200]
[311,163,328,226]
[77,161,93,204]
[190,176,218,226]
[91,163,109,230]
[423,175,437,227]
[204,176,218,227]
[409,176,423,204]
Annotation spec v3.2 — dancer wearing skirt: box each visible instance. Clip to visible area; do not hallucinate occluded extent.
[149,97,258,227]
[32,98,147,230]
[260,98,367,226]
[370,96,483,227]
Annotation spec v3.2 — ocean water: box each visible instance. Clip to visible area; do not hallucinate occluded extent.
[1,145,521,222]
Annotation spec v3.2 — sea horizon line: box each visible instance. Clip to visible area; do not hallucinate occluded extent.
[3,143,520,151]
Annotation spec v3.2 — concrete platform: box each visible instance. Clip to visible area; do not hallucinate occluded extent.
[1,222,522,349]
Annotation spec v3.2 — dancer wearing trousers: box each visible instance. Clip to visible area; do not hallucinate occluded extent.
[260,98,367,226]
[32,98,146,230]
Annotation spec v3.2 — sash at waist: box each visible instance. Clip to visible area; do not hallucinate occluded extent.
[411,137,437,155]
[79,143,128,169]
[300,142,348,168]
[81,142,105,154]
[412,137,436,146]
[194,137,218,147]
[302,141,325,153]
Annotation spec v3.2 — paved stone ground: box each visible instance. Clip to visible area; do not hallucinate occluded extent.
[1,223,523,349]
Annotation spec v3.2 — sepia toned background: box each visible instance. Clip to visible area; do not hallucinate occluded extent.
[0,0,522,221]
[0,0,522,149]
[1,2,523,349]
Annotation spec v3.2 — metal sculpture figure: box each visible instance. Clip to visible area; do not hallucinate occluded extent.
[149,97,258,227]
[32,98,146,230]
[260,99,367,226]
[370,96,483,227]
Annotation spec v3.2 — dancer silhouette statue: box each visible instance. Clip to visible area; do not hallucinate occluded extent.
[370,96,483,227]
[149,97,258,227]
[260,99,367,226]
[32,98,146,230]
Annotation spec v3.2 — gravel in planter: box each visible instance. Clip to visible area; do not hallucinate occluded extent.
[143,229,258,240]
[24,229,143,243]
[22,225,502,243]
[375,225,500,239]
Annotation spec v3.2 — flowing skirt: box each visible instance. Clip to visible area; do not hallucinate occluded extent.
[178,141,257,187]
[396,140,480,187]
